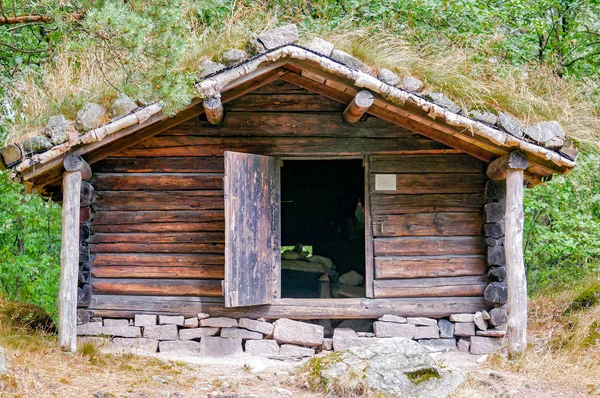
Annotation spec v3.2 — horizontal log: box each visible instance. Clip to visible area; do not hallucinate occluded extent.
[374,276,487,298]
[487,151,528,181]
[64,155,92,181]
[92,221,225,233]
[94,191,224,211]
[93,210,224,225]
[343,90,374,123]
[371,193,485,215]
[375,256,486,279]
[372,213,483,237]
[93,173,223,191]
[253,79,312,94]
[90,232,224,244]
[92,253,224,266]
[94,157,224,173]
[90,242,224,254]
[92,265,224,279]
[88,295,487,319]
[166,112,411,138]
[374,236,486,256]
[370,154,485,174]
[203,96,224,125]
[91,278,222,297]
[80,207,91,223]
[115,136,449,157]
[225,94,345,112]
[369,173,487,195]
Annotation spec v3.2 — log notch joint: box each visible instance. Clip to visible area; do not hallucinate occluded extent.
[486,151,528,357]
[343,90,374,123]
[203,96,224,125]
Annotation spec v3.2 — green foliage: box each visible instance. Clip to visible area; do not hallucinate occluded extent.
[0,171,61,319]
[524,145,600,292]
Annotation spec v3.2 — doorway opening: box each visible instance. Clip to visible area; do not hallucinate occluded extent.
[280,159,365,298]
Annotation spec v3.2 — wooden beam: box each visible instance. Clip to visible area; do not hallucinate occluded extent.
[343,90,373,123]
[203,96,224,125]
[58,168,82,352]
[486,151,528,181]
[505,165,527,358]
[63,155,92,181]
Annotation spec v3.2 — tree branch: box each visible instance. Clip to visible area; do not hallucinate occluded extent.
[564,50,600,68]
[0,15,52,24]
[0,40,49,53]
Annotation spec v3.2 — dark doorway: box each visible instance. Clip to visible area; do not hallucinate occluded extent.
[280,159,366,298]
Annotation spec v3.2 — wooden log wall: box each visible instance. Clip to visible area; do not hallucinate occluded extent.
[86,79,490,317]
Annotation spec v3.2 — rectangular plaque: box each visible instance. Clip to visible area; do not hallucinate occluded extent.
[375,174,396,191]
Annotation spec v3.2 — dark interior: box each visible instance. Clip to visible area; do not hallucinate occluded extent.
[280,159,365,298]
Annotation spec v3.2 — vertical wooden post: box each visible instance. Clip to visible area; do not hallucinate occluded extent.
[486,151,528,357]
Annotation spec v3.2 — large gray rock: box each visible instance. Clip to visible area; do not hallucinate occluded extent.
[313,338,465,398]
[279,344,315,358]
[418,338,457,353]
[134,314,157,327]
[220,327,262,340]
[338,271,364,286]
[178,327,219,340]
[438,319,454,338]
[199,336,243,357]
[110,94,137,119]
[200,317,238,328]
[143,324,178,340]
[308,37,334,56]
[198,61,225,79]
[158,315,184,326]
[44,115,74,145]
[525,121,565,148]
[373,321,416,339]
[470,336,505,355]
[469,109,498,125]
[159,340,202,355]
[273,318,324,347]
[23,136,53,155]
[0,347,8,375]
[401,76,424,92]
[425,92,462,114]
[378,68,401,86]
[497,112,524,137]
[257,24,298,49]
[221,49,247,65]
[104,338,158,354]
[330,49,372,74]
[245,339,280,356]
[239,318,273,336]
[75,103,105,132]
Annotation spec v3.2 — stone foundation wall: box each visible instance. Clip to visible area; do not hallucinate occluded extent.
[77,311,507,358]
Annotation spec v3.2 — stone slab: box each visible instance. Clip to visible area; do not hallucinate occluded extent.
[159,340,202,355]
[378,315,406,324]
[200,317,238,328]
[438,319,455,338]
[105,338,158,354]
[449,314,475,323]
[245,339,280,356]
[134,314,157,327]
[221,328,263,340]
[199,336,243,357]
[454,322,476,337]
[413,326,439,339]
[239,318,273,335]
[159,315,184,326]
[103,319,129,327]
[183,317,199,328]
[273,318,324,347]
[373,321,415,339]
[418,338,457,353]
[407,317,437,326]
[279,344,315,358]
[179,327,220,340]
[143,324,178,341]
[470,336,505,355]
[102,326,141,338]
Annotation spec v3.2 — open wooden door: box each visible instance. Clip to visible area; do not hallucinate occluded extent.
[224,151,280,307]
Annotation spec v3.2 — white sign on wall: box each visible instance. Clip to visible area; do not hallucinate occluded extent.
[375,174,397,191]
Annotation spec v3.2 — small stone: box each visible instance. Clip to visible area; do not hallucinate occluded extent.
[104,338,158,354]
[308,37,334,56]
[110,94,137,119]
[200,317,238,328]
[245,339,280,356]
[274,387,293,396]
[476,328,506,337]
[135,314,157,327]
[454,322,476,337]
[75,103,106,132]
[474,312,488,331]
[179,327,219,340]
[159,340,202,355]
[103,319,129,327]
[143,324,178,341]
[418,338,456,353]
[525,121,565,148]
[457,337,470,352]
[198,61,225,79]
[273,318,324,347]
[183,317,199,328]
[425,92,462,114]
[199,336,243,357]
[470,336,505,355]
[22,136,53,155]
[257,24,299,49]
[407,317,437,326]
[450,313,475,323]
[322,338,333,351]
[469,109,498,125]
[330,49,372,74]
[279,344,315,358]
[378,315,406,324]
[338,271,364,286]
[221,49,247,65]
[221,328,262,340]
[482,310,491,320]
[497,112,524,138]
[401,76,424,92]
[489,307,508,327]
[159,315,184,326]
[438,319,455,338]
[153,375,168,384]
[0,347,9,375]
[414,326,439,339]
[378,68,401,86]
[197,313,210,320]
[239,318,273,336]
[44,115,75,145]
[373,321,415,338]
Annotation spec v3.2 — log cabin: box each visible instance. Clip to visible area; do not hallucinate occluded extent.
[0,29,578,356]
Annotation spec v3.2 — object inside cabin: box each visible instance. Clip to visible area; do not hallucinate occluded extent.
[280,159,366,298]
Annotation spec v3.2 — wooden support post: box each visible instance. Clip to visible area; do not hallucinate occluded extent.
[343,90,373,123]
[203,96,224,125]
[487,151,528,357]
